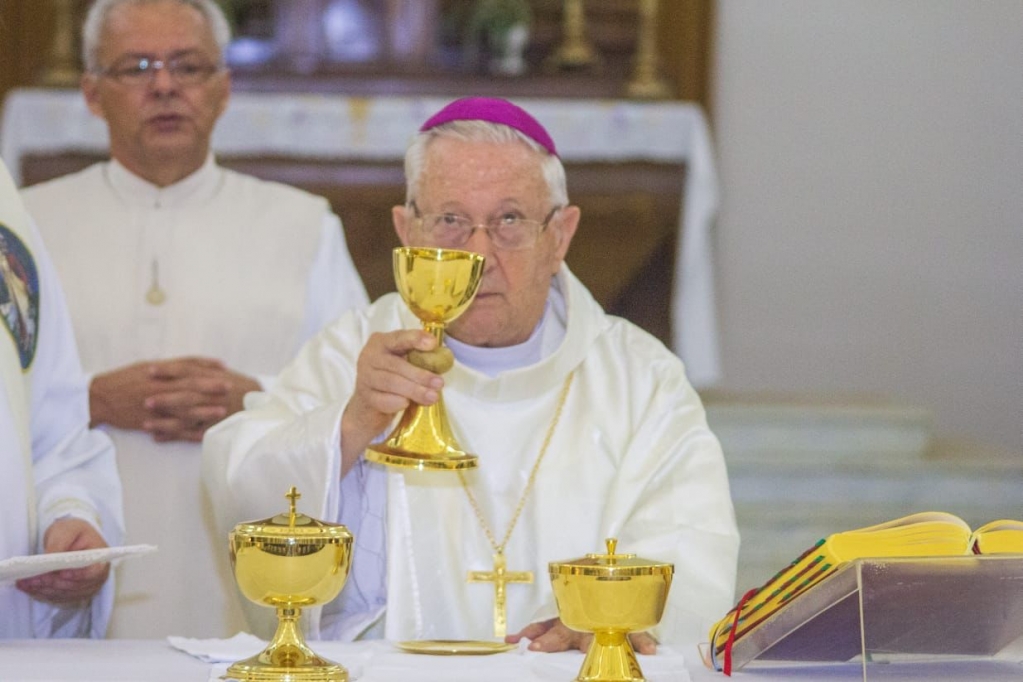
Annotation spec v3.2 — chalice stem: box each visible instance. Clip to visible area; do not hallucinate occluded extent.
[271,606,305,647]
[262,606,322,667]
[426,322,444,343]
[578,630,644,682]
[228,605,348,680]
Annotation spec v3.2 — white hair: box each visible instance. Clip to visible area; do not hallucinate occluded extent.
[404,119,569,208]
[82,0,232,71]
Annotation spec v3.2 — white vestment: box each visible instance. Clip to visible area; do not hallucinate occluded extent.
[0,159,123,639]
[22,157,369,639]
[204,266,739,646]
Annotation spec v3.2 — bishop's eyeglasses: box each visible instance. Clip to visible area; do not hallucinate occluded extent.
[96,54,222,87]
[410,202,561,251]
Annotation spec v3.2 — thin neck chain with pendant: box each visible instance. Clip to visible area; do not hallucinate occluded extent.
[145,258,166,305]
[457,370,575,554]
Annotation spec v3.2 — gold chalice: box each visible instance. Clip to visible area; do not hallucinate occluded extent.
[365,246,485,471]
[226,487,353,682]
[549,539,674,682]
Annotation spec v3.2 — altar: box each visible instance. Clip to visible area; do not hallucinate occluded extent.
[0,88,721,386]
[0,638,1019,682]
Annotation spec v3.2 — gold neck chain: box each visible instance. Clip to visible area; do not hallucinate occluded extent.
[458,370,575,554]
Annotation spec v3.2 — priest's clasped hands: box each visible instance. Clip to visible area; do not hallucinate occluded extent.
[89,357,260,442]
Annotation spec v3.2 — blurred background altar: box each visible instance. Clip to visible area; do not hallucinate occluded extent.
[1,0,721,385]
[1,0,1020,598]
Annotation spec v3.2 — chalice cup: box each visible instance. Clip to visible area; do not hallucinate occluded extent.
[550,539,674,682]
[226,487,353,682]
[365,246,485,471]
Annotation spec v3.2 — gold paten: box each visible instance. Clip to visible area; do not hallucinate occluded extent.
[225,488,353,682]
[549,538,674,682]
[395,640,516,656]
[365,247,485,471]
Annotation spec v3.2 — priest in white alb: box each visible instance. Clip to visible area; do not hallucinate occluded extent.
[0,158,124,639]
[21,0,368,638]
[203,97,739,650]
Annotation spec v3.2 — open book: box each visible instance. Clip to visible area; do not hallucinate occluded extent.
[709,512,1023,669]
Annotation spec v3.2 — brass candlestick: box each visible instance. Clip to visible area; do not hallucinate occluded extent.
[365,247,485,471]
[546,0,600,70]
[41,0,81,87]
[626,0,672,99]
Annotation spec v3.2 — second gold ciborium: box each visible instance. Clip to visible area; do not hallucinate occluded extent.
[365,246,485,471]
[226,487,353,682]
[550,539,674,682]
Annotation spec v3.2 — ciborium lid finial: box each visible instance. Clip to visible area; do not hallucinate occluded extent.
[286,486,301,527]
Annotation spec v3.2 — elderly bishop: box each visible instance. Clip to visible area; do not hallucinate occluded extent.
[203,97,739,651]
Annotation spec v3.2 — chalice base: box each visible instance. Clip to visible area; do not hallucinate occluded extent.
[225,652,347,682]
[365,441,477,471]
[225,608,347,681]
[364,400,478,471]
[575,630,646,682]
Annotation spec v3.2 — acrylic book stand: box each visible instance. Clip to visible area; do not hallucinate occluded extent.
[727,556,1023,680]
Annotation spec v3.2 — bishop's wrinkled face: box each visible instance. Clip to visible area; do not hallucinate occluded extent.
[81,0,229,184]
[393,136,579,348]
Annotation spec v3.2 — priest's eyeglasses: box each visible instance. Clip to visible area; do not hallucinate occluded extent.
[410,202,561,251]
[97,54,222,87]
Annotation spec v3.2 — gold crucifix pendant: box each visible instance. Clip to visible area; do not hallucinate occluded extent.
[467,551,533,638]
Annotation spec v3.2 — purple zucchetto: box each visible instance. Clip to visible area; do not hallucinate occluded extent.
[419,97,558,157]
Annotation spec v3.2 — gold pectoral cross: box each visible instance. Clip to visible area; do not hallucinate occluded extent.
[467,552,533,638]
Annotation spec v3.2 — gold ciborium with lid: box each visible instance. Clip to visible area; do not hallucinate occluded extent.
[226,487,353,681]
[549,538,674,682]
[365,246,485,471]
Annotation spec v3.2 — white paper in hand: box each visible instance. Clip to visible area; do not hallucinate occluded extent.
[0,544,157,583]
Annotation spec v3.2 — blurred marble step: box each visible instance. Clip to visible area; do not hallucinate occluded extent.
[725,433,1023,594]
[701,391,933,465]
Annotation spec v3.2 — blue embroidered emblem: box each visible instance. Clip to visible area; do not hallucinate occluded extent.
[0,224,40,369]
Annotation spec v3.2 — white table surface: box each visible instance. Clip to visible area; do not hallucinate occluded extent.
[0,638,1019,682]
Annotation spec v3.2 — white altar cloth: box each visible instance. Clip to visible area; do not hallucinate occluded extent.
[0,88,721,386]
[0,638,1019,682]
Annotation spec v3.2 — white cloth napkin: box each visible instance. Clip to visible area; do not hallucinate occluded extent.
[208,663,230,681]
[169,633,377,681]
[167,632,267,664]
